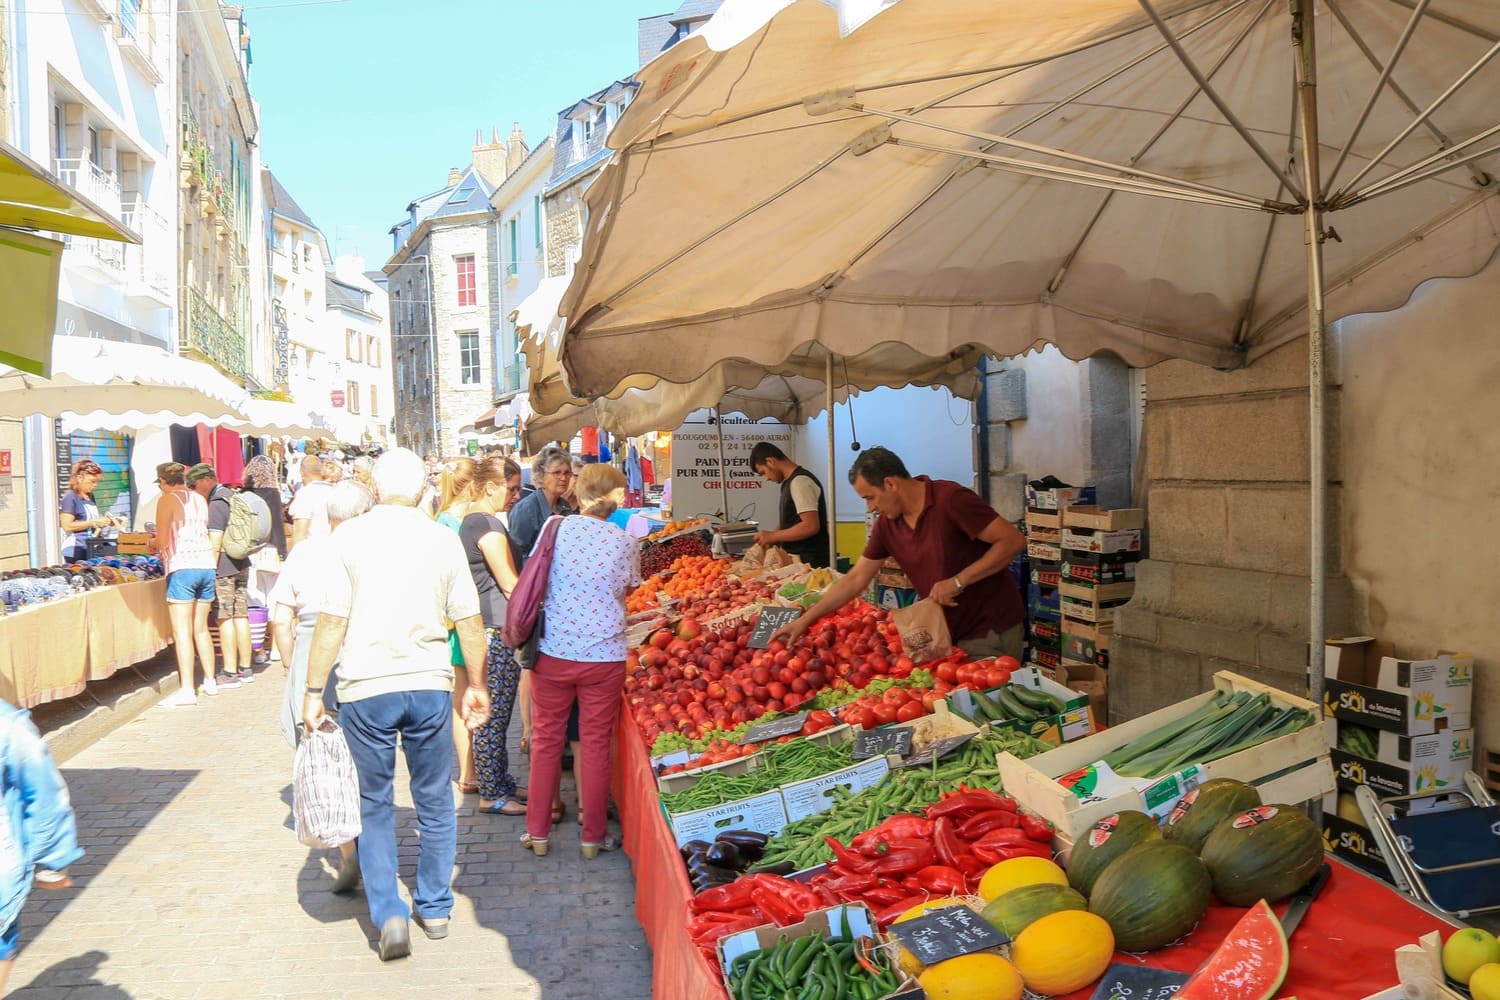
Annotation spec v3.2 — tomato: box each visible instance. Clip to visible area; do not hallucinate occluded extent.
[848,708,876,730]
[895,701,926,723]
[995,655,1022,672]
[934,662,958,684]
[871,703,899,726]
[918,690,939,710]
[983,669,1006,688]
[955,663,975,687]
[883,687,911,706]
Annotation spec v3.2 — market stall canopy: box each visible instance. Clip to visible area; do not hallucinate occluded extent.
[557,0,1500,395]
[219,398,349,439]
[9,338,250,429]
[513,274,984,427]
[0,141,141,377]
[469,394,531,434]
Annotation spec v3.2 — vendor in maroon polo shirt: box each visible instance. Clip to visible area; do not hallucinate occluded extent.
[774,446,1027,659]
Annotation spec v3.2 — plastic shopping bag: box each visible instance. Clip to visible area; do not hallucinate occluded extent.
[292,719,362,849]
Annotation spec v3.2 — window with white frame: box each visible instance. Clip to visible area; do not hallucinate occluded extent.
[346,380,360,414]
[367,336,381,368]
[533,195,543,248]
[507,218,519,276]
[346,329,362,362]
[455,254,477,307]
[457,331,480,385]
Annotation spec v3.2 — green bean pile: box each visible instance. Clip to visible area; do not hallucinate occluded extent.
[757,729,1053,872]
[727,933,899,1000]
[660,736,856,814]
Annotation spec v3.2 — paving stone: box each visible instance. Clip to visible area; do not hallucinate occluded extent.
[10,661,655,999]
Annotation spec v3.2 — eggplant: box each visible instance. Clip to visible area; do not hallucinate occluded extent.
[747,860,797,876]
[686,857,740,882]
[705,840,744,869]
[679,839,713,861]
[715,830,767,862]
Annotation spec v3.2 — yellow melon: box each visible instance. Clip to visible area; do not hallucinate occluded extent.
[977,856,1067,903]
[918,952,1025,1000]
[1009,909,1116,996]
[892,896,971,977]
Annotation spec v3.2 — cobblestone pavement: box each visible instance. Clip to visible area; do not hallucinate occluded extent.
[10,660,654,1000]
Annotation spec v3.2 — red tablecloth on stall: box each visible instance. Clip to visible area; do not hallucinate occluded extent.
[611,700,1452,1000]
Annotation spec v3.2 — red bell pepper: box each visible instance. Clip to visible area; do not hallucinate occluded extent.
[691,913,764,947]
[686,911,746,938]
[689,876,758,914]
[826,872,878,895]
[860,884,912,907]
[972,841,1052,866]
[956,808,1021,840]
[874,894,932,927]
[869,843,936,876]
[750,884,806,927]
[825,836,876,873]
[973,827,1034,850]
[955,852,989,880]
[924,789,1018,821]
[850,814,935,852]
[915,865,968,895]
[1020,813,1055,843]
[932,817,966,869]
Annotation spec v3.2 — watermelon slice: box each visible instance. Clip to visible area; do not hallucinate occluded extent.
[1175,899,1289,1000]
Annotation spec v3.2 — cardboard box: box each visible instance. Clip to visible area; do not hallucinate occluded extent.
[1028,647,1062,671]
[665,789,789,848]
[1062,618,1111,665]
[998,670,1333,843]
[1062,506,1146,532]
[1026,524,1062,546]
[1031,617,1062,645]
[1320,792,1392,881]
[718,904,921,1000]
[116,532,152,555]
[1327,718,1474,796]
[949,667,1096,745]
[1062,660,1109,721]
[1058,587,1132,624]
[901,699,980,748]
[1060,580,1136,603]
[1027,540,1062,562]
[1062,556,1138,586]
[1061,527,1143,555]
[657,723,857,793]
[1324,637,1474,735]
[1029,559,1061,589]
[1028,582,1060,615]
[1025,484,1096,512]
[780,755,892,822]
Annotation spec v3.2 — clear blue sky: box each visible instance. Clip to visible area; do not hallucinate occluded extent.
[248,0,675,267]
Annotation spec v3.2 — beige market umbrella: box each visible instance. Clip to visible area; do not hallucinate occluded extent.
[556,0,1500,708]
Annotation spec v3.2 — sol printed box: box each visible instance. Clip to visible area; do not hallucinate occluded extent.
[1326,718,1474,796]
[1324,637,1474,735]
[1319,793,1390,881]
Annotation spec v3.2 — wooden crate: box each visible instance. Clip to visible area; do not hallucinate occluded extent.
[998,670,1333,844]
[116,532,152,556]
[1062,506,1146,531]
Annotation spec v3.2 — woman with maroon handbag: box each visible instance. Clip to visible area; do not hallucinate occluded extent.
[515,465,637,859]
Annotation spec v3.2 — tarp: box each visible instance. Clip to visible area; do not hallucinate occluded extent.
[10,338,250,429]
[0,140,140,376]
[556,0,1500,396]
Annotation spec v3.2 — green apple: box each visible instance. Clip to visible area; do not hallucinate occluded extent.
[1443,928,1500,985]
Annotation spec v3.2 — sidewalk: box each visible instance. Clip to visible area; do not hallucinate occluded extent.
[9,662,654,999]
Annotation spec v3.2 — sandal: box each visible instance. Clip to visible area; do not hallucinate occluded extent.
[520,833,549,857]
[581,836,621,860]
[551,802,565,826]
[458,782,479,795]
[478,798,526,816]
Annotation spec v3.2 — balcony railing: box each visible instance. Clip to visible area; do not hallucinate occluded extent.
[121,199,172,297]
[182,288,246,376]
[63,234,126,276]
[117,0,162,81]
[118,0,138,40]
[54,157,123,220]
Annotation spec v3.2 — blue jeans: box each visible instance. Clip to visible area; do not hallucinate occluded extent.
[1,914,18,961]
[339,689,455,928]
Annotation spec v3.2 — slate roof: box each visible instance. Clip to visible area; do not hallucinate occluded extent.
[388,166,495,251]
[638,0,724,65]
[548,80,639,186]
[267,172,320,232]
[325,275,372,315]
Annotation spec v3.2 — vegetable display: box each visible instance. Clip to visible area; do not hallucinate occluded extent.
[661,736,857,814]
[1099,691,1314,778]
[682,831,771,894]
[1198,805,1324,907]
[962,684,1066,726]
[725,931,901,1000]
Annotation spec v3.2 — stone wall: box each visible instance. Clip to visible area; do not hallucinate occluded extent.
[1110,337,1358,724]
[544,187,585,278]
[429,221,501,457]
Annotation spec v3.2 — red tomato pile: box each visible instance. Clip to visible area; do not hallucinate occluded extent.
[626,605,906,746]
[836,684,943,730]
[931,655,1022,690]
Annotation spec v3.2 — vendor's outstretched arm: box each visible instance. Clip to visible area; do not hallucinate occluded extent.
[773,556,883,645]
[931,516,1027,607]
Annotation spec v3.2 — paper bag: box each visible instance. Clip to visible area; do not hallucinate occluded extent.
[891,598,952,664]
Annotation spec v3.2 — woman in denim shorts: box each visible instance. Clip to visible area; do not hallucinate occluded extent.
[154,462,219,707]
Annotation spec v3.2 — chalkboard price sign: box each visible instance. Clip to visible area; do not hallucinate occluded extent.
[748,606,803,649]
[1086,963,1189,1000]
[888,905,1008,966]
[895,732,977,769]
[740,711,809,745]
[851,726,913,761]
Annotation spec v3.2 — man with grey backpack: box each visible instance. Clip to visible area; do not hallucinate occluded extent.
[188,463,273,689]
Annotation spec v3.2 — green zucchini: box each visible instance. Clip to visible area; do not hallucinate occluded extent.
[997,687,1041,722]
[971,688,1008,722]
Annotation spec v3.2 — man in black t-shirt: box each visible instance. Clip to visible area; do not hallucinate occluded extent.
[749,443,831,568]
[188,464,252,690]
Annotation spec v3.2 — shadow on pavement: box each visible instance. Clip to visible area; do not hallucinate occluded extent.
[10,949,133,998]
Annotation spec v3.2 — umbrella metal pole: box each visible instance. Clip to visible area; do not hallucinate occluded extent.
[714,407,729,519]
[826,352,838,570]
[1292,0,1329,716]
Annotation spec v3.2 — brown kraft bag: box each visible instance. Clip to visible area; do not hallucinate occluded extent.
[890,598,953,664]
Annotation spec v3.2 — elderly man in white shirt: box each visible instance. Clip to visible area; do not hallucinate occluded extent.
[301,449,491,962]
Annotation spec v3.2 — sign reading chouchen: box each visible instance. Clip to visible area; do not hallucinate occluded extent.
[669,417,793,523]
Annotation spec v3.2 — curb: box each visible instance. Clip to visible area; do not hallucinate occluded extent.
[34,650,184,765]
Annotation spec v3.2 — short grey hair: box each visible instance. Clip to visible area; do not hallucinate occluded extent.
[371,448,425,505]
[531,445,568,479]
[327,481,375,524]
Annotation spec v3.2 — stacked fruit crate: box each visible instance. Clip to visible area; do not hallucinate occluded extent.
[1059,506,1144,720]
[1023,483,1095,674]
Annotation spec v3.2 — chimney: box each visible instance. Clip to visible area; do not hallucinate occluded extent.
[506,122,528,174]
[471,125,510,188]
[447,166,464,186]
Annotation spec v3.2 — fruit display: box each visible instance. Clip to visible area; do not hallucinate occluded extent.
[1176,899,1289,999]
[645,517,710,541]
[1087,840,1213,952]
[640,530,714,577]
[1066,810,1162,896]
[1008,909,1115,995]
[1098,690,1315,778]
[918,951,1025,1000]
[1162,778,1262,855]
[1445,928,1500,995]
[931,656,1020,691]
[980,883,1087,939]
[1198,805,1325,906]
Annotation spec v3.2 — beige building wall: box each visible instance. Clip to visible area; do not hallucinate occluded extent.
[0,421,29,570]
[429,223,499,457]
